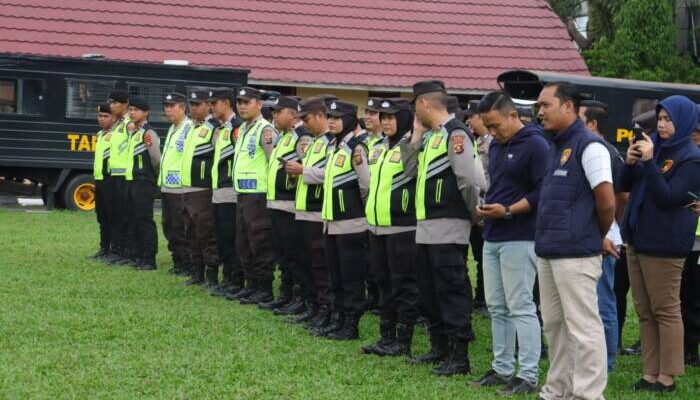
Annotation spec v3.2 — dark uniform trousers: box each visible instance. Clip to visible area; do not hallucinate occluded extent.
[270,209,299,297]
[214,202,243,285]
[235,193,275,290]
[94,178,113,252]
[183,190,218,267]
[416,243,474,343]
[681,251,700,351]
[126,180,158,262]
[298,220,330,306]
[108,176,130,256]
[369,230,420,325]
[614,247,631,347]
[161,192,188,266]
[325,231,368,317]
[468,224,485,306]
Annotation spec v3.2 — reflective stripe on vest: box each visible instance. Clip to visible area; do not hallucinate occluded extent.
[295,134,330,212]
[366,136,414,226]
[233,118,274,193]
[107,116,131,176]
[267,130,299,201]
[93,130,110,180]
[696,217,700,237]
[158,119,193,188]
[212,122,235,189]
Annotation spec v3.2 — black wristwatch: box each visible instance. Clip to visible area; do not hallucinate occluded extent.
[503,206,513,220]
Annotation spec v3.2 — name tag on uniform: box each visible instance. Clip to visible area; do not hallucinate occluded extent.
[237,179,258,190]
[553,169,568,177]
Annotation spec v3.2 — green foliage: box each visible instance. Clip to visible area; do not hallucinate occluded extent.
[547,0,581,20]
[584,0,700,83]
[587,0,624,42]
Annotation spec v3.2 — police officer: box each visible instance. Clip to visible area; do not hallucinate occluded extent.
[400,80,485,376]
[260,96,307,311]
[284,97,333,325]
[179,90,219,286]
[361,98,420,356]
[104,86,132,265]
[232,87,278,304]
[124,97,161,270]
[364,97,384,148]
[208,88,244,297]
[159,91,192,276]
[307,100,370,340]
[91,102,116,260]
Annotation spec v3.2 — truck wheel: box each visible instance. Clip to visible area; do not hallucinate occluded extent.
[62,174,95,211]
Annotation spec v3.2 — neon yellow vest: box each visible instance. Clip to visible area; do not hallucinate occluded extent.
[212,121,235,189]
[233,117,274,193]
[158,118,194,188]
[107,116,131,176]
[696,218,700,236]
[181,120,215,187]
[295,134,331,212]
[365,138,414,226]
[367,132,384,149]
[267,130,299,201]
[93,129,111,180]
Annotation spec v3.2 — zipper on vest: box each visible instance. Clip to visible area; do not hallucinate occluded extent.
[338,189,345,214]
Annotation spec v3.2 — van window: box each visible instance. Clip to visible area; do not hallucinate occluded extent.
[0,78,45,115]
[632,97,658,120]
[66,79,115,119]
[127,82,173,122]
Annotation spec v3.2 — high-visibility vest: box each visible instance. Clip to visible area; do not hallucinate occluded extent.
[93,129,110,181]
[267,130,299,201]
[158,119,194,188]
[295,133,333,212]
[107,116,131,176]
[321,135,366,221]
[181,119,215,188]
[125,123,156,182]
[233,117,275,193]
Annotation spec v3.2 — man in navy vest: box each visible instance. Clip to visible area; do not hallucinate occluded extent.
[535,82,615,400]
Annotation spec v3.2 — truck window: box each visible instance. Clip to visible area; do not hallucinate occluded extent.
[127,82,172,123]
[632,97,658,120]
[0,78,45,115]
[66,79,115,119]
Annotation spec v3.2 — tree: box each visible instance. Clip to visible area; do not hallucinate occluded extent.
[583,0,700,83]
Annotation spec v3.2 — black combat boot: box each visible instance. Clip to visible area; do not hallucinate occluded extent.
[378,323,414,357]
[136,255,157,271]
[241,281,273,305]
[185,265,205,286]
[407,330,448,365]
[286,302,316,324]
[305,305,331,330]
[227,281,256,301]
[431,339,471,376]
[258,286,293,311]
[327,314,360,340]
[313,312,344,337]
[361,318,396,355]
[204,265,219,288]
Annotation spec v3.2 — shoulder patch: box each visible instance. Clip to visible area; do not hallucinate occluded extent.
[451,135,464,154]
[661,159,674,174]
[263,131,274,145]
[352,148,363,165]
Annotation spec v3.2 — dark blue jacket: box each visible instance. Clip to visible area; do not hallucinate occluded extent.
[483,124,549,241]
[535,119,605,258]
[621,95,700,257]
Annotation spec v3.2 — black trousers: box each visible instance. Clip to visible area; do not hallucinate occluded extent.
[270,209,298,297]
[369,231,420,325]
[214,202,243,285]
[161,192,188,266]
[108,176,129,255]
[235,194,275,290]
[183,190,218,267]
[94,178,113,251]
[614,247,631,347]
[469,224,485,306]
[298,220,330,305]
[125,179,158,262]
[681,251,700,347]
[325,231,369,317]
[416,243,474,342]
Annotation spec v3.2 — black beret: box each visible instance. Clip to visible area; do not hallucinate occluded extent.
[411,80,446,103]
[97,102,111,114]
[270,96,301,112]
[298,97,328,118]
[327,100,357,117]
[236,87,262,101]
[163,92,186,105]
[129,96,150,112]
[108,89,129,104]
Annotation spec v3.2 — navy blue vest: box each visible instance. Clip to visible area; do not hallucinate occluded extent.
[535,119,604,258]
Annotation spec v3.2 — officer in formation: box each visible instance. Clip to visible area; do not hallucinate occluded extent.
[90,102,116,260]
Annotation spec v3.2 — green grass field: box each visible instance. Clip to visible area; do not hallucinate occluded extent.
[0,209,697,399]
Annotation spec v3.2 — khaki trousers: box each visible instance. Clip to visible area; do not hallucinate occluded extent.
[537,256,607,400]
[627,246,685,377]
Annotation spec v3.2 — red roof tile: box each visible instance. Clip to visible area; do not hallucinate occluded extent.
[0,0,589,92]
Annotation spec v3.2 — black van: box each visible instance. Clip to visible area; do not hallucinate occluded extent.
[0,53,248,211]
[497,70,700,149]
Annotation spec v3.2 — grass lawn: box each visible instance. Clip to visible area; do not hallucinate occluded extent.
[0,209,697,399]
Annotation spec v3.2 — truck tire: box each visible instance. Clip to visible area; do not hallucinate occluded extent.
[62,174,95,211]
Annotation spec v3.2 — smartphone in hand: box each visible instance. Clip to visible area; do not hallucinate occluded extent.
[632,124,646,143]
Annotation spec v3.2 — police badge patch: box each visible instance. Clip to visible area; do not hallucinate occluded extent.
[661,159,674,174]
[560,148,572,165]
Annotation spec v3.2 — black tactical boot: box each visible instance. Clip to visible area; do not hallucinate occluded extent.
[258,289,292,311]
[204,265,219,288]
[327,314,360,340]
[361,318,396,355]
[313,312,344,337]
[226,281,256,301]
[136,255,157,271]
[305,305,331,330]
[407,331,448,365]
[378,323,414,357]
[286,302,316,324]
[274,296,305,315]
[185,265,205,286]
[241,281,273,305]
[432,339,471,376]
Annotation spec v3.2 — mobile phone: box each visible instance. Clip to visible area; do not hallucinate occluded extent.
[688,191,699,200]
[632,123,646,142]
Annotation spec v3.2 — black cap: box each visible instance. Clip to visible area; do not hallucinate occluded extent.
[163,92,186,105]
[129,96,150,112]
[97,102,111,114]
[270,96,301,112]
[108,89,129,104]
[446,95,461,115]
[188,90,210,104]
[208,87,234,103]
[464,100,480,117]
[365,97,383,112]
[377,98,410,115]
[327,100,357,117]
[298,97,328,118]
[317,94,338,106]
[236,87,262,101]
[581,100,608,111]
[411,80,446,103]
